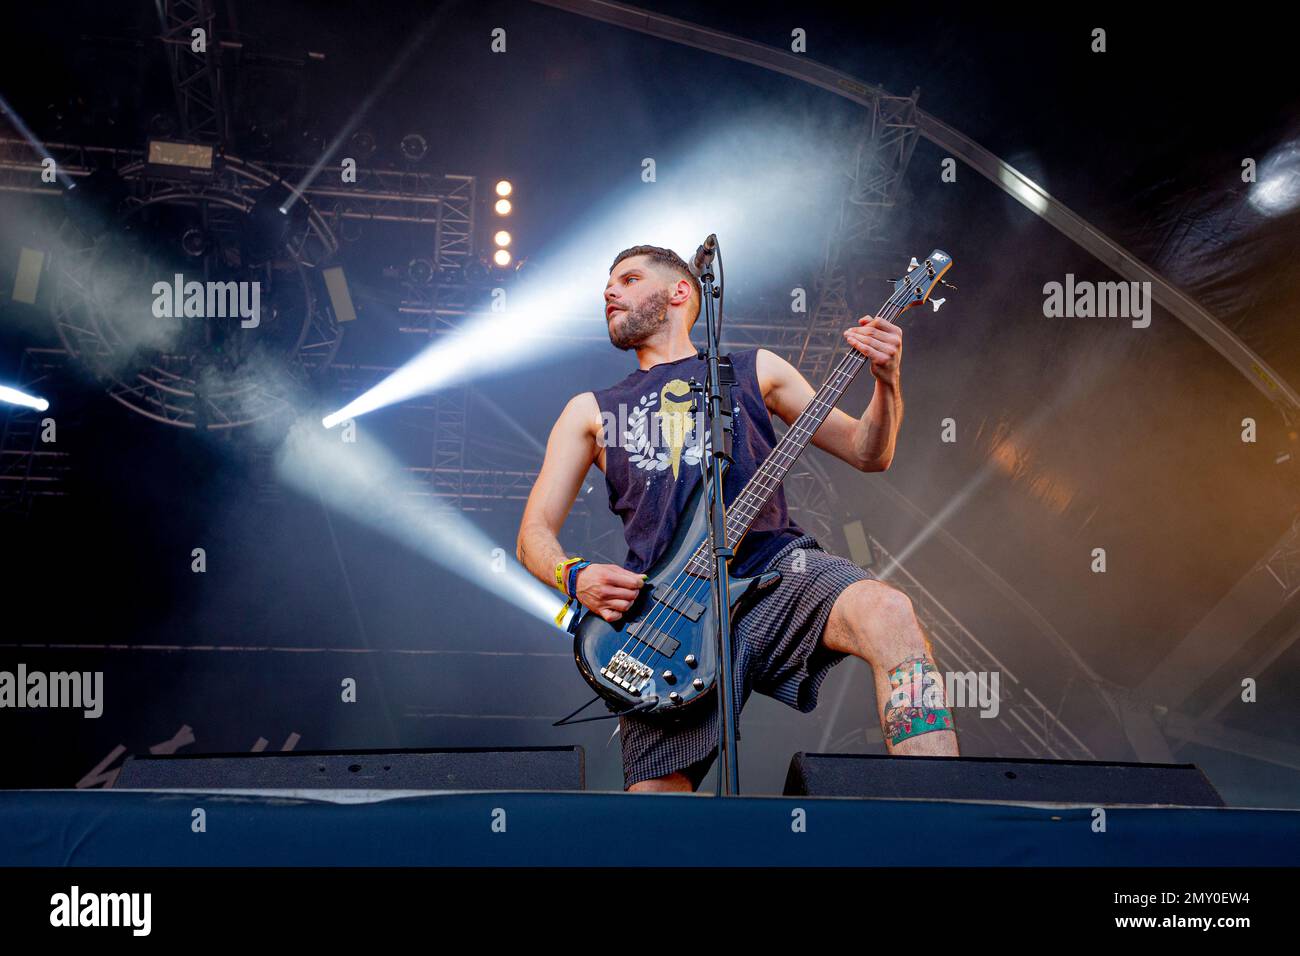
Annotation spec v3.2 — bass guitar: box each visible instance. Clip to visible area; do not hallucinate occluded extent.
[570,249,953,719]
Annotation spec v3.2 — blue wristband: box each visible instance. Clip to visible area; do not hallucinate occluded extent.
[566,560,590,598]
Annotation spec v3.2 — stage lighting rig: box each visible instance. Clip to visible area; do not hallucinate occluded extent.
[242,184,310,266]
[408,258,435,285]
[44,160,343,429]
[145,139,216,182]
[489,181,515,268]
[462,257,491,285]
[400,133,428,162]
[61,167,128,239]
[349,129,378,160]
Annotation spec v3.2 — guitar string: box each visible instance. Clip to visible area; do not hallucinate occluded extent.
[611,283,915,692]
[605,264,933,705]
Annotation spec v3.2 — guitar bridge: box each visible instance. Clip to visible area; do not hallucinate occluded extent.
[600,650,654,696]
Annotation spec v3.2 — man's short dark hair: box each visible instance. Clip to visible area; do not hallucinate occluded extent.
[609,244,702,328]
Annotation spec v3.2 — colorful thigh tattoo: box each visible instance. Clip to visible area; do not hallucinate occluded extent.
[883,655,954,746]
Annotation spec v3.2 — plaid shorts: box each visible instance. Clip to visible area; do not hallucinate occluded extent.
[617,534,876,790]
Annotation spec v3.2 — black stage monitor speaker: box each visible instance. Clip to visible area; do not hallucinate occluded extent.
[114,746,585,791]
[784,753,1224,806]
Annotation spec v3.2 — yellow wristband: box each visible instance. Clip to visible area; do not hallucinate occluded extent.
[554,597,574,628]
[555,556,584,590]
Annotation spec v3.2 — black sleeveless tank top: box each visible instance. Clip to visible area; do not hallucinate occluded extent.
[591,347,805,578]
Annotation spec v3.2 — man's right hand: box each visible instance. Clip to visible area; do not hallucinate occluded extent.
[574,563,647,622]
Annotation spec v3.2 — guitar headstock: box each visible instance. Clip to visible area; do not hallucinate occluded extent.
[893,249,954,314]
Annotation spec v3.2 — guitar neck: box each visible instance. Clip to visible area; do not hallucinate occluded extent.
[685,345,872,575]
[681,247,950,577]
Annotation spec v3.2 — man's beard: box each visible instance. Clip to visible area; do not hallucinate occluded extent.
[607,288,670,351]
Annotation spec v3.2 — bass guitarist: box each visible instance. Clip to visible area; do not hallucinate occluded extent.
[516,244,958,792]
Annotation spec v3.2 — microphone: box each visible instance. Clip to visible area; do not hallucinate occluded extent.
[690,233,717,278]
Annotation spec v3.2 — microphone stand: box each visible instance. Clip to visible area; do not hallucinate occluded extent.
[693,246,740,796]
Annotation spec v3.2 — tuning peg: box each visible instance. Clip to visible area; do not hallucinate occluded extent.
[939,278,957,290]
[930,297,946,312]
[905,256,921,273]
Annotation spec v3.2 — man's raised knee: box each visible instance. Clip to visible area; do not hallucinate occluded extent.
[840,581,923,664]
[873,582,915,623]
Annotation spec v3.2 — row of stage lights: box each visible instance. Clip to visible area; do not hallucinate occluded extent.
[491,179,513,267]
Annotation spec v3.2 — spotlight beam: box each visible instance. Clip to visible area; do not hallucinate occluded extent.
[531,0,1300,414]
[324,115,843,424]
[0,385,50,412]
[0,94,77,190]
[277,417,566,627]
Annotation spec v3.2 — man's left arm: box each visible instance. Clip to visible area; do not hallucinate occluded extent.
[756,314,903,472]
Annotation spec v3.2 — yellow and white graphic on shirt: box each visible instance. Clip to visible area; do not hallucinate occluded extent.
[623,378,711,478]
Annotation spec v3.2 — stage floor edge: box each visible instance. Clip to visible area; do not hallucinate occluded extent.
[1,789,1296,867]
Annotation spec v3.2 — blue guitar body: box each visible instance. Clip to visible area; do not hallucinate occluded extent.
[570,471,780,720]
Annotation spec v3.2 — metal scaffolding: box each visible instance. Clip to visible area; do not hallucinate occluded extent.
[0,135,479,430]
[160,0,228,146]
[794,92,921,384]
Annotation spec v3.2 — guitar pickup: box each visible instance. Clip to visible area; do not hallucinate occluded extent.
[624,619,681,656]
[650,583,706,622]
